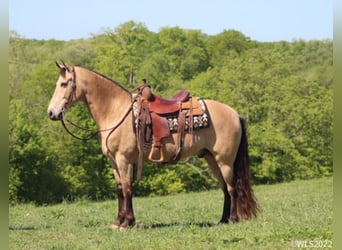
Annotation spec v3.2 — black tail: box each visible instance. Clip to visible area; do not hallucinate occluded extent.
[234,117,259,220]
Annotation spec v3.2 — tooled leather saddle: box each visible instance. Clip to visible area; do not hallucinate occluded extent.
[134,83,209,180]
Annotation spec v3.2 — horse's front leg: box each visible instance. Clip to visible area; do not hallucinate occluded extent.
[111,183,125,229]
[119,181,136,229]
[110,159,136,230]
[109,162,126,229]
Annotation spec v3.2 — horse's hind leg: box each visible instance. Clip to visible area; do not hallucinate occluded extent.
[219,163,239,223]
[203,152,231,223]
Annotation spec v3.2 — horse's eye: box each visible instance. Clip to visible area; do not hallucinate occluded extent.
[61,82,68,88]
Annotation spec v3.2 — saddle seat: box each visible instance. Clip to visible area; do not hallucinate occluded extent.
[148,90,190,114]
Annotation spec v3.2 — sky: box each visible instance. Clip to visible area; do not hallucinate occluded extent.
[9,0,333,42]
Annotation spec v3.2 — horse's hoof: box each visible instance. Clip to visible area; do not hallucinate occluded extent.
[110,223,120,230]
[218,218,229,224]
[229,217,239,223]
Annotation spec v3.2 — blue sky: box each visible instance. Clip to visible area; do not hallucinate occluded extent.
[9,0,332,42]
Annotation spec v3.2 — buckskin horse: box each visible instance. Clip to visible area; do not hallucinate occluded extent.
[47,62,258,230]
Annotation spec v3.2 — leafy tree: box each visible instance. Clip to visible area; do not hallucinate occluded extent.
[206,29,255,66]
[93,21,153,85]
[54,40,97,68]
[9,99,68,204]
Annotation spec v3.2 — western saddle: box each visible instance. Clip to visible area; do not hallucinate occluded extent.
[135,82,205,179]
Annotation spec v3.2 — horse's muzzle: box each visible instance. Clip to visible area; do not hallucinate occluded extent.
[48,110,63,121]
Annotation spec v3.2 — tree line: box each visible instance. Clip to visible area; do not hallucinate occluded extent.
[9,21,333,204]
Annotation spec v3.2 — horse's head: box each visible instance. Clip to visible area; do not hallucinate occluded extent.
[47,62,77,120]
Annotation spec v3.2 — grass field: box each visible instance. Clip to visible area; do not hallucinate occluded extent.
[9,177,332,249]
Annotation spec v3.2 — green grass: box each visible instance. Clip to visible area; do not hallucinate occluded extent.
[9,177,333,250]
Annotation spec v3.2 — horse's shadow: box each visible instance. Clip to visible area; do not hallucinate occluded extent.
[9,226,37,231]
[136,221,216,230]
[9,222,218,231]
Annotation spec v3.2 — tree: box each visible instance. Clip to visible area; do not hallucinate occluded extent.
[9,99,68,204]
[206,29,255,66]
[93,21,153,85]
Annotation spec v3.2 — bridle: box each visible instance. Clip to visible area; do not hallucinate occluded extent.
[59,67,133,149]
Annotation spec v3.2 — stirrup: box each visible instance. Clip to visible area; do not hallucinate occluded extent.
[148,143,165,162]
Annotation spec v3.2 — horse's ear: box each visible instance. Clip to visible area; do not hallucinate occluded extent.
[59,60,73,72]
[55,61,67,76]
[55,61,62,69]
